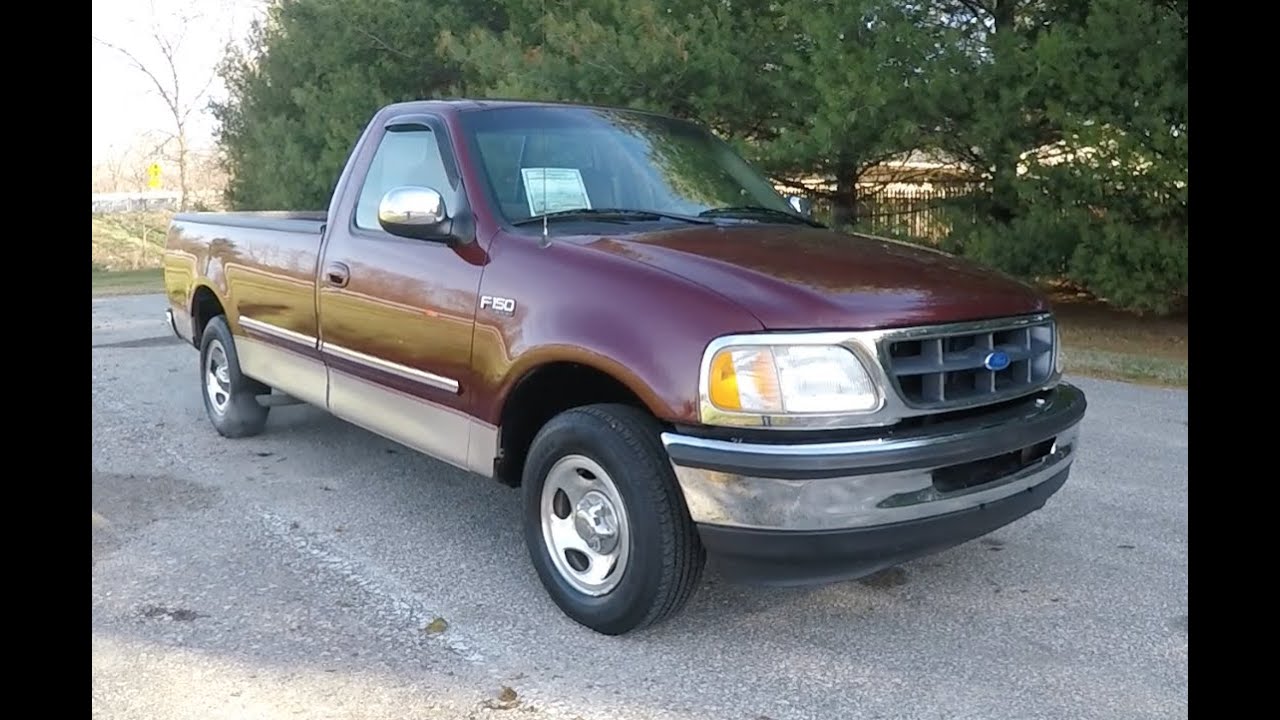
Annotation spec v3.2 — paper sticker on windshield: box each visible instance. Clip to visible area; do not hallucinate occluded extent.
[522,167,591,215]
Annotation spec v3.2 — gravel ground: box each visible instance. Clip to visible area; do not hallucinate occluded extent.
[92,294,1188,720]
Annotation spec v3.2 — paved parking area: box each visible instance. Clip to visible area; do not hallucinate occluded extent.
[92,294,1188,720]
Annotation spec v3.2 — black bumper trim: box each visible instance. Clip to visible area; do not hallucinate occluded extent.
[697,466,1070,586]
[664,383,1085,480]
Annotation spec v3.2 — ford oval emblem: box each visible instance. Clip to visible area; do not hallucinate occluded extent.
[984,351,1011,371]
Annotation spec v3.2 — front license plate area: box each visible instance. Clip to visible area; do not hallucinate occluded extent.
[931,438,1055,494]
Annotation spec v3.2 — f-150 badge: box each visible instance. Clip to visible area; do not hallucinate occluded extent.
[480,295,516,315]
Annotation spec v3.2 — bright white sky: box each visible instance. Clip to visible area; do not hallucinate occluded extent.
[92,0,263,163]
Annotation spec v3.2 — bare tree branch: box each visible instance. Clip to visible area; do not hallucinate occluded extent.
[182,70,220,124]
[93,2,214,210]
[94,36,180,118]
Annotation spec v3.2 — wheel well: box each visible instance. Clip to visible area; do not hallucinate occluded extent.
[191,286,225,346]
[495,363,649,487]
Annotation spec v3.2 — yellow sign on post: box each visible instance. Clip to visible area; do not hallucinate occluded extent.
[147,163,162,190]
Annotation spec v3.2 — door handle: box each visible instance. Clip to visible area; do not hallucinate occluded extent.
[324,262,350,288]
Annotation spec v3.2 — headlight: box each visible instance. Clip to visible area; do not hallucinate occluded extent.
[707,344,878,414]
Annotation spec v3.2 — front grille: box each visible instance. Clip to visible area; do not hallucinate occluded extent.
[882,316,1056,409]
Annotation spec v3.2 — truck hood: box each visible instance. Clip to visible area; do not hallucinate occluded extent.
[581,224,1048,330]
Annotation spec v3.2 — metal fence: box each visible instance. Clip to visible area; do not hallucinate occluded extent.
[91,192,181,214]
[795,180,981,243]
[857,182,980,242]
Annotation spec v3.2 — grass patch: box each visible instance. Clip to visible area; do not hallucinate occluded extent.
[1059,347,1186,387]
[1047,284,1187,387]
[92,212,172,271]
[92,268,164,297]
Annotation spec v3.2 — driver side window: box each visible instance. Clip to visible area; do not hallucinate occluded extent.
[354,128,452,230]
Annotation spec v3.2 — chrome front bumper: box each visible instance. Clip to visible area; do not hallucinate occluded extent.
[661,383,1086,533]
[166,307,196,345]
[165,308,179,337]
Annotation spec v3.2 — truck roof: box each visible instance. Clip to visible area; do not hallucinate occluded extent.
[377,98,665,118]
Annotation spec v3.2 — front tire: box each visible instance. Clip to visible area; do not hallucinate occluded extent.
[199,315,270,438]
[522,404,705,635]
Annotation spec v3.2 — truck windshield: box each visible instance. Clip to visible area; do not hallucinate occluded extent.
[459,105,801,226]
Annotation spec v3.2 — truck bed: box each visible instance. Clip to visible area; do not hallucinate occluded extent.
[164,210,329,348]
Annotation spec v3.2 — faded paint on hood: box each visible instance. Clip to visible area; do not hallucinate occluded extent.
[578,224,1048,330]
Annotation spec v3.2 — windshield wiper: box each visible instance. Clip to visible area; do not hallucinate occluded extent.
[511,208,712,226]
[698,205,824,227]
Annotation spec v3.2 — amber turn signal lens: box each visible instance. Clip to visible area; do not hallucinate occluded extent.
[707,347,784,412]
[708,349,741,410]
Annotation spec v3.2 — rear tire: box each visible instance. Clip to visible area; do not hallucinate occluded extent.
[522,403,704,635]
[199,315,270,438]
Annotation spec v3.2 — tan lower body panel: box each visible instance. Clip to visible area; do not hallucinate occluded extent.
[327,368,496,475]
[236,336,330,408]
[234,317,498,478]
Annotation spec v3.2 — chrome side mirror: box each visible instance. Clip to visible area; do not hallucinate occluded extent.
[787,195,813,218]
[378,186,449,241]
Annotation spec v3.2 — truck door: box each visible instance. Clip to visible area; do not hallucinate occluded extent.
[316,116,487,472]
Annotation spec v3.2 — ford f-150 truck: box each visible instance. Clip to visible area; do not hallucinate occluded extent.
[164,99,1086,635]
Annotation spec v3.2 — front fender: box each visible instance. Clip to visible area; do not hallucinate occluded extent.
[493,340,680,424]
[467,234,765,426]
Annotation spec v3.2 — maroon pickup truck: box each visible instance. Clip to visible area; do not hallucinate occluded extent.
[164,99,1086,635]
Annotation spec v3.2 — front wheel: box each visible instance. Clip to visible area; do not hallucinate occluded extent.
[522,404,705,635]
[199,315,270,438]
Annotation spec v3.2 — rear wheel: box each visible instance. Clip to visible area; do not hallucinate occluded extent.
[199,315,270,438]
[522,404,704,635]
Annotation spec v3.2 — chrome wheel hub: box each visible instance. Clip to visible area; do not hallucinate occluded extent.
[540,455,630,596]
[205,339,232,416]
[573,491,620,554]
